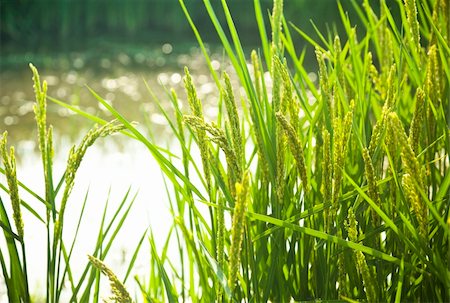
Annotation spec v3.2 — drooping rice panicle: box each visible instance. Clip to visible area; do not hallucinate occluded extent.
[388,112,428,239]
[88,255,132,303]
[403,0,421,53]
[316,48,331,117]
[184,67,212,194]
[275,112,308,191]
[321,129,332,231]
[408,88,425,154]
[425,45,442,106]
[223,72,243,169]
[271,0,283,55]
[272,52,286,203]
[184,115,241,194]
[30,63,54,217]
[368,64,396,156]
[0,132,24,240]
[402,174,428,239]
[55,121,126,241]
[274,56,300,132]
[387,112,425,190]
[331,102,354,224]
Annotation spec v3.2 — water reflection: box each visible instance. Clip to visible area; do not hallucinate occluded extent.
[0,44,231,148]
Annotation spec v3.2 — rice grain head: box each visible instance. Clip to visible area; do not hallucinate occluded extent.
[403,0,421,54]
[408,88,425,154]
[88,255,132,303]
[276,112,308,192]
[184,67,212,194]
[322,129,332,231]
[223,72,243,169]
[55,121,126,241]
[0,132,24,240]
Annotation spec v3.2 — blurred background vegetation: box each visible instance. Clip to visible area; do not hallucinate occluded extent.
[0,0,399,68]
[0,0,399,144]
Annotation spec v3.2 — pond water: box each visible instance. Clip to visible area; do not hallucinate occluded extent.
[0,43,233,299]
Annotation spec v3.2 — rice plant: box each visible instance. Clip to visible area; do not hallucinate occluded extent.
[2,0,449,301]
[124,0,447,300]
[0,65,139,302]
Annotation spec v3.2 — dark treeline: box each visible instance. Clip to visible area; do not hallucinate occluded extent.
[0,0,399,51]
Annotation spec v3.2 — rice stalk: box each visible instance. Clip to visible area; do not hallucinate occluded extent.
[321,128,332,231]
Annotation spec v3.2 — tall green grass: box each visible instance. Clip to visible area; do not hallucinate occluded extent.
[0,65,143,302]
[2,0,449,301]
[135,0,448,301]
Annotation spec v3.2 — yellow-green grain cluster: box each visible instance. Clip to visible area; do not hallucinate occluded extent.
[271,0,283,55]
[316,48,331,115]
[223,72,243,169]
[88,255,132,303]
[30,63,54,215]
[321,129,332,231]
[184,67,211,193]
[331,103,354,219]
[276,112,308,191]
[56,121,126,241]
[388,112,428,238]
[228,172,250,292]
[275,57,300,132]
[272,54,286,203]
[425,45,442,105]
[184,115,241,194]
[408,88,425,154]
[0,132,24,240]
[402,174,428,238]
[368,64,397,156]
[403,0,421,53]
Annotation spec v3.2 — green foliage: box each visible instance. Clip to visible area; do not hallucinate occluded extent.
[1,0,449,301]
[130,0,447,300]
